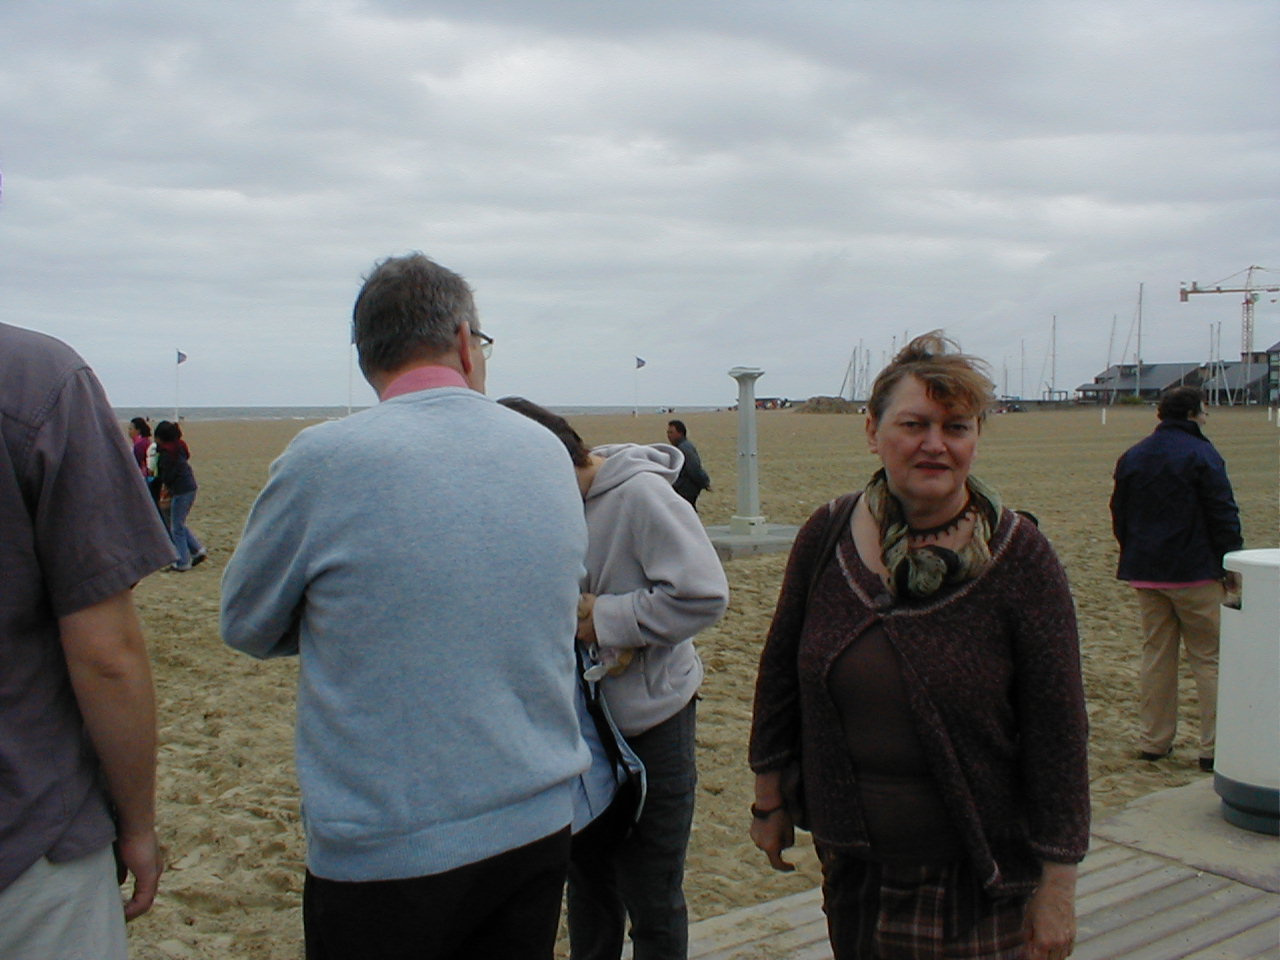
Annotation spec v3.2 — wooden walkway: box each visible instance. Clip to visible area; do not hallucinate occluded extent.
[677,840,1278,959]
[672,781,1279,960]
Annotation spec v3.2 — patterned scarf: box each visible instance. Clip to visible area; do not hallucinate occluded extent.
[863,468,1002,600]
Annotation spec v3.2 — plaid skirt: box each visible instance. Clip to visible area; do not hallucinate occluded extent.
[818,849,1029,960]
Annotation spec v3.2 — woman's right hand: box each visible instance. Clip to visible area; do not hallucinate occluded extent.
[750,770,796,871]
[750,806,797,872]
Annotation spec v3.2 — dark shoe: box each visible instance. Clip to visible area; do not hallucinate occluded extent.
[1199,757,1214,773]
[191,550,208,567]
[1139,749,1172,762]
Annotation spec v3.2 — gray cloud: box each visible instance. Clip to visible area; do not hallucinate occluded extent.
[1,0,1276,408]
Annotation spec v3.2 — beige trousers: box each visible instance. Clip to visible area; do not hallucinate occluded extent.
[1135,582,1223,758]
[0,844,127,960]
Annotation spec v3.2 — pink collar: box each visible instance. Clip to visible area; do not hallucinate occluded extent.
[379,365,469,401]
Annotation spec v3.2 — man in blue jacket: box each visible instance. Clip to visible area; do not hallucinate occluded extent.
[221,254,590,959]
[1110,386,1243,773]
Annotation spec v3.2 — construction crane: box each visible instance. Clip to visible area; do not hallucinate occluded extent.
[1180,265,1279,357]
[1179,265,1279,403]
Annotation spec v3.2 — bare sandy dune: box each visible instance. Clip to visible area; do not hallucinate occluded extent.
[126,405,1277,958]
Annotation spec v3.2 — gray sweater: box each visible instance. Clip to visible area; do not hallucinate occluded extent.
[221,387,591,881]
[585,443,729,736]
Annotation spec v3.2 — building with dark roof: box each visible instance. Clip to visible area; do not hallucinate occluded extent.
[1076,363,1203,404]
[1267,340,1280,404]
[1077,346,1278,405]
[1200,353,1271,405]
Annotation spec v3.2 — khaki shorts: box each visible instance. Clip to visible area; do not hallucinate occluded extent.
[0,844,127,960]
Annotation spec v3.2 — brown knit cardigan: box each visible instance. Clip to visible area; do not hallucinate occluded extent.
[749,496,1090,897]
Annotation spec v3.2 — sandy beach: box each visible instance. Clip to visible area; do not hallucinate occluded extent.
[125,404,1276,959]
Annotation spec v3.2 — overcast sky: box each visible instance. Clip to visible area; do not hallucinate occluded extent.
[2,0,1277,409]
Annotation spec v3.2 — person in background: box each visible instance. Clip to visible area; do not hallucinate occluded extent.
[666,419,711,510]
[496,400,648,921]
[127,417,151,477]
[1110,385,1243,773]
[221,253,590,960]
[128,416,163,511]
[750,332,1088,960]
[502,397,729,960]
[152,420,207,572]
[1,322,173,958]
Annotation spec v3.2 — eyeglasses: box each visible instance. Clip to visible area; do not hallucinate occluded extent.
[470,329,494,359]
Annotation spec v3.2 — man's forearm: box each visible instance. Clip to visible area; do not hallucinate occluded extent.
[59,591,158,835]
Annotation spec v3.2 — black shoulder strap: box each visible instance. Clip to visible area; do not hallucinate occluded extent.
[806,493,858,607]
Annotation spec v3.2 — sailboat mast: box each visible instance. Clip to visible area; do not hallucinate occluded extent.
[1134,283,1144,399]
[1105,315,1117,406]
[1050,315,1057,399]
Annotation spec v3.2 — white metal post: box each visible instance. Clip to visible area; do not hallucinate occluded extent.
[728,366,765,536]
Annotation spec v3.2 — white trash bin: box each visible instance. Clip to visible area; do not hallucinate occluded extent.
[1214,548,1280,835]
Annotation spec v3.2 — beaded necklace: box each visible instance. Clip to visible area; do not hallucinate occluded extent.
[906,494,975,541]
[863,470,1001,599]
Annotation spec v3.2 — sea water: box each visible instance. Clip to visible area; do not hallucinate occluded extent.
[116,404,724,422]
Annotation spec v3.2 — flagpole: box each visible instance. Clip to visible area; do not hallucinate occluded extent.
[632,356,646,417]
[174,349,189,420]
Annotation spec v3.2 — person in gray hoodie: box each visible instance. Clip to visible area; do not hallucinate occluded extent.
[500,398,730,960]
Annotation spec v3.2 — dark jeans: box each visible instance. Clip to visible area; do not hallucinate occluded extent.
[303,827,571,960]
[567,697,697,960]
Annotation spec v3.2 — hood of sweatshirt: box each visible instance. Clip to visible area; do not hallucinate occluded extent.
[585,443,683,500]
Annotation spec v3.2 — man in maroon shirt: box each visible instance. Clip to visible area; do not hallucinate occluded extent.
[0,322,175,957]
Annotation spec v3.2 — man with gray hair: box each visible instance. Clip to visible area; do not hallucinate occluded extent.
[222,253,591,959]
